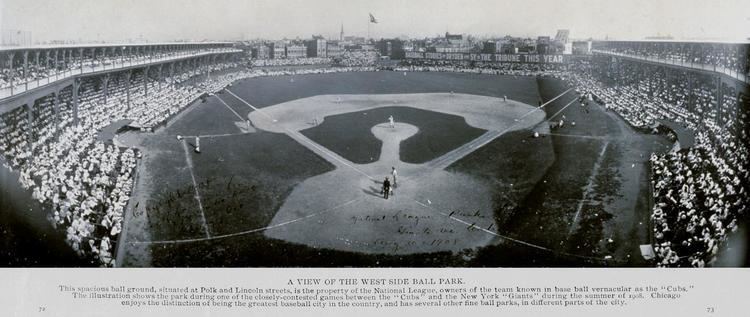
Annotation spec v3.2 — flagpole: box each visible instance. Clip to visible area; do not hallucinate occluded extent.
[367,17,370,41]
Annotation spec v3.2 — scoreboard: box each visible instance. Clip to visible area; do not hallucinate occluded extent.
[405,52,565,64]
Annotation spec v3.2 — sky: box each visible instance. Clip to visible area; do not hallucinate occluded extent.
[1,0,749,43]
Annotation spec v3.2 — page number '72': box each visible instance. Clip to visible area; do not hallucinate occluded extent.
[706,307,715,313]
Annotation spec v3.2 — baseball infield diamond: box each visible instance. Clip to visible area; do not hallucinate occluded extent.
[252,93,549,254]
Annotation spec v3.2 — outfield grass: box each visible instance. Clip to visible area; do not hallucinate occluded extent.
[229,71,541,109]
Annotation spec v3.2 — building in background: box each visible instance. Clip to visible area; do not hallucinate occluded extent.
[554,29,571,54]
[326,41,343,57]
[270,41,286,59]
[343,36,366,45]
[500,42,518,54]
[431,32,473,53]
[306,36,327,58]
[554,29,570,44]
[482,41,500,54]
[376,39,405,59]
[537,36,551,54]
[251,44,271,59]
[286,43,307,58]
[572,40,592,55]
[445,32,465,45]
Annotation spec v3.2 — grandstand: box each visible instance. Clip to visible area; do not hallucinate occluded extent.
[584,42,750,267]
[0,42,244,265]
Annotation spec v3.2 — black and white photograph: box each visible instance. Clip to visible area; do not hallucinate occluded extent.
[1,0,749,272]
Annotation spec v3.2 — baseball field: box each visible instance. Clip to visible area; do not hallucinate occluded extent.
[114,71,672,267]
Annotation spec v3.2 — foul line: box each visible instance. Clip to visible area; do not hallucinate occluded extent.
[569,141,610,235]
[539,98,579,126]
[428,130,502,168]
[128,198,361,245]
[288,131,375,180]
[541,133,613,141]
[226,89,374,180]
[178,132,247,139]
[225,89,277,122]
[215,94,247,122]
[411,198,622,263]
[430,89,576,168]
[181,139,210,238]
[517,87,574,121]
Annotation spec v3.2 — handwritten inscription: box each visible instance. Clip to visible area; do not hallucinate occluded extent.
[343,208,493,253]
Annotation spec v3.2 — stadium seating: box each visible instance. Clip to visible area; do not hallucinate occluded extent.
[251,57,330,67]
[567,58,749,267]
[593,42,750,79]
[0,46,235,96]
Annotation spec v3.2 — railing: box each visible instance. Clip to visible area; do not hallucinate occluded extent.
[592,49,750,85]
[0,48,242,100]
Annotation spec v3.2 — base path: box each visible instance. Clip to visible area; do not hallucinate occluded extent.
[245,93,547,254]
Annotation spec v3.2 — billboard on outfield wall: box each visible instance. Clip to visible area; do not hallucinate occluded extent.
[405,51,566,64]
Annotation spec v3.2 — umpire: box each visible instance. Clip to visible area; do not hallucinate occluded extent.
[382,177,391,199]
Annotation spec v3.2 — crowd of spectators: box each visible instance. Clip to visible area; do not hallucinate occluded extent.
[400,62,564,76]
[564,60,707,130]
[395,59,566,77]
[565,58,749,267]
[250,57,330,67]
[248,50,380,70]
[0,60,243,266]
[333,51,380,67]
[649,127,747,267]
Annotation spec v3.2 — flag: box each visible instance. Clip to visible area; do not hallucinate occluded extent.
[369,13,378,24]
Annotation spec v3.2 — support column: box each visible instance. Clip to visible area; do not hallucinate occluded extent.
[144,66,150,97]
[102,74,110,104]
[8,53,15,94]
[73,79,80,126]
[126,70,132,112]
[91,47,96,68]
[170,63,175,87]
[716,77,723,128]
[79,48,84,73]
[205,56,210,79]
[53,89,61,137]
[52,50,57,72]
[687,73,694,113]
[22,51,29,81]
[157,64,163,88]
[26,103,34,152]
